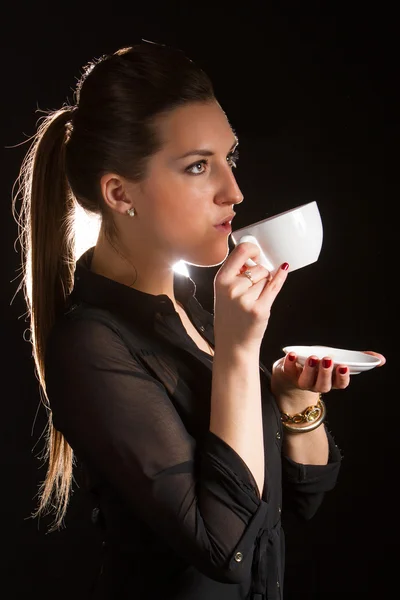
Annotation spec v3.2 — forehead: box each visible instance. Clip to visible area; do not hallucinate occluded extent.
[155,101,235,150]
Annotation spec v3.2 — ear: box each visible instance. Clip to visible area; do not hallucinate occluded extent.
[100,173,134,215]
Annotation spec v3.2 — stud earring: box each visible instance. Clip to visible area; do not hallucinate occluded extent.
[126,207,136,217]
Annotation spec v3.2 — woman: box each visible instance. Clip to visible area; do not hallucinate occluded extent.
[13,41,385,599]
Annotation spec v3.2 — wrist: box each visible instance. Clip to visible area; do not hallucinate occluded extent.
[276,390,320,415]
[214,342,260,364]
[280,394,326,434]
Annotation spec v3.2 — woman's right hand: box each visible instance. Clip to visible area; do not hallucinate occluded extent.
[213,242,289,353]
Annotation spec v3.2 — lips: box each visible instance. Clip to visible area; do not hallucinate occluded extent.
[215,213,236,227]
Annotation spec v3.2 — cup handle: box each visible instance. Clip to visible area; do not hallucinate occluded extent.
[237,235,276,273]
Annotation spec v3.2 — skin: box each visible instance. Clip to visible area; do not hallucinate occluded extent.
[91,99,386,464]
[91,100,242,310]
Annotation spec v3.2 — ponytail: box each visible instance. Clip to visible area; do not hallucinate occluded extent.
[12,42,216,532]
[13,106,76,530]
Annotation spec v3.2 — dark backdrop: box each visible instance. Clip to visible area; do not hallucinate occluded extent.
[2,5,395,599]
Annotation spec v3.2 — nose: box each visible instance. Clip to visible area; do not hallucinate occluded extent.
[215,166,244,206]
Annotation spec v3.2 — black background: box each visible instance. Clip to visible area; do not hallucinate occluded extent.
[2,4,395,599]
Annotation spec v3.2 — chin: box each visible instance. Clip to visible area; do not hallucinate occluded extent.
[184,244,229,268]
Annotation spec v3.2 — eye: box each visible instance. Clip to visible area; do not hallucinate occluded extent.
[227,148,239,168]
[185,160,208,175]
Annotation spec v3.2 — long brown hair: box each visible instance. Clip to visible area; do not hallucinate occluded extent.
[12,41,215,531]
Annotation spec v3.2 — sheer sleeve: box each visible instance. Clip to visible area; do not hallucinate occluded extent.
[258,358,342,520]
[45,317,268,583]
[281,429,342,519]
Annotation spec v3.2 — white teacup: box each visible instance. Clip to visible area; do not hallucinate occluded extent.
[231,201,323,274]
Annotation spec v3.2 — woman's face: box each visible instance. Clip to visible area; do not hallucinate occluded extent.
[129,100,244,267]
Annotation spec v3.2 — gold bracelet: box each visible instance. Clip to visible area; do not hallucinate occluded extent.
[280,396,326,434]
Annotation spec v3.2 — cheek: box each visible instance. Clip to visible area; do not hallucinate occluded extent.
[146,177,211,223]
[140,191,189,241]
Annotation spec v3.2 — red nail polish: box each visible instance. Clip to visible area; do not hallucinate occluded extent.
[323,358,332,369]
[308,358,317,367]
[339,366,348,375]
[288,353,296,362]
[281,262,289,271]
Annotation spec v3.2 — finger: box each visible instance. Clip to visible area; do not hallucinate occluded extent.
[219,242,264,280]
[226,265,272,302]
[296,355,320,389]
[238,263,272,283]
[315,357,335,393]
[256,261,289,306]
[307,356,335,393]
[296,355,335,392]
[285,351,298,368]
[362,350,386,366]
[282,351,303,378]
[332,364,350,389]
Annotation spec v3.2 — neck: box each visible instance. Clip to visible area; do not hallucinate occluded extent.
[90,231,178,306]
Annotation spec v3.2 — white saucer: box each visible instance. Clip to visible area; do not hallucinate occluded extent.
[282,345,381,375]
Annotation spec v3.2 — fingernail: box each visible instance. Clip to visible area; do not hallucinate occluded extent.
[323,358,332,369]
[308,358,318,367]
[339,366,348,375]
[281,262,289,271]
[288,353,296,362]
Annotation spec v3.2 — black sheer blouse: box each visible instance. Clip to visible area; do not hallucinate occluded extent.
[44,247,342,600]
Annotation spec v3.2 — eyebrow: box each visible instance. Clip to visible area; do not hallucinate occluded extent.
[177,137,239,160]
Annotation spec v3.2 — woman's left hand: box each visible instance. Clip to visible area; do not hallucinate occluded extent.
[270,349,386,412]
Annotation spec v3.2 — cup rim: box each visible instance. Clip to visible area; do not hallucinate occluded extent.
[231,201,319,235]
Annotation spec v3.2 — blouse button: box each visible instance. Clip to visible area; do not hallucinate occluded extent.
[91,507,100,524]
[234,551,243,562]
[199,325,205,332]
[276,431,281,440]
